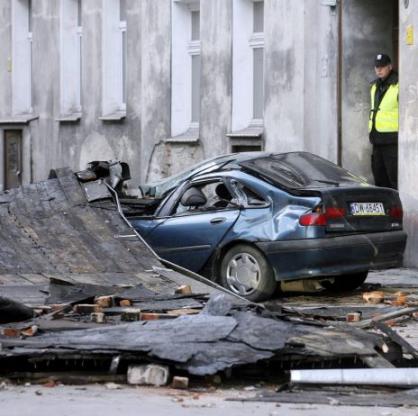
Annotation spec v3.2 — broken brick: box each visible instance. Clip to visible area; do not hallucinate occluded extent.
[175,285,192,295]
[172,376,189,389]
[346,312,362,322]
[73,304,103,314]
[362,291,385,304]
[95,296,114,308]
[390,292,408,307]
[90,312,106,323]
[2,328,20,337]
[121,309,141,321]
[127,364,169,386]
[20,325,38,337]
[139,312,176,321]
[119,299,132,307]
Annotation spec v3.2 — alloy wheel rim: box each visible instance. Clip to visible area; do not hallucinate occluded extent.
[226,252,261,296]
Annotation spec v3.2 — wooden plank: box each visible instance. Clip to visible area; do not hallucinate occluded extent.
[374,321,418,359]
[353,307,418,329]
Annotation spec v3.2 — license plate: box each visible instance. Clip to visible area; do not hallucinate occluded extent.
[350,202,385,216]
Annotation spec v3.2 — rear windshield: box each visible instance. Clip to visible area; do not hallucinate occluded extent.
[240,152,367,189]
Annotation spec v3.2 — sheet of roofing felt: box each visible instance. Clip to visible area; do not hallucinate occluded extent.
[0,168,218,298]
[0,309,383,376]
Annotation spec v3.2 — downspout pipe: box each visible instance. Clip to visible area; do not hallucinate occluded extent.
[292,368,418,386]
[337,0,343,166]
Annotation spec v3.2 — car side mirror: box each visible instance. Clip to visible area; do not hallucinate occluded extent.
[181,187,207,207]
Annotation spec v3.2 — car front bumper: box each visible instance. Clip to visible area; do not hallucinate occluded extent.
[256,230,407,281]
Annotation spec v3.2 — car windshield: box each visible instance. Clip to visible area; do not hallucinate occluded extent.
[240,152,367,189]
[142,154,237,197]
[142,152,269,198]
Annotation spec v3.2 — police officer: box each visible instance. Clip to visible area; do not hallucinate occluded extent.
[369,53,399,189]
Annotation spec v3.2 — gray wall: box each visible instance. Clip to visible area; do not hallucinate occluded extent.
[0,0,172,187]
[264,1,338,162]
[200,0,232,158]
[399,0,418,267]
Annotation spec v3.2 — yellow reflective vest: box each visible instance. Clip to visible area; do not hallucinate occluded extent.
[369,82,399,133]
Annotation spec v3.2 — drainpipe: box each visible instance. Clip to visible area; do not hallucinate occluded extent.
[337,0,343,166]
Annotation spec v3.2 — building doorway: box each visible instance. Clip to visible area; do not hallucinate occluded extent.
[340,0,399,180]
[4,130,23,190]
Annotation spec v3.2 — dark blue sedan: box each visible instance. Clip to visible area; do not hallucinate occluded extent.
[130,152,406,301]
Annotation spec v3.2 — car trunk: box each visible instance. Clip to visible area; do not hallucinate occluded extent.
[319,187,403,234]
[239,152,403,236]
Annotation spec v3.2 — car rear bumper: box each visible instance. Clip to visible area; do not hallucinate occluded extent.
[256,230,407,281]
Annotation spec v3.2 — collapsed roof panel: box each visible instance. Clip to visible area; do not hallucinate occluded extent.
[0,168,221,299]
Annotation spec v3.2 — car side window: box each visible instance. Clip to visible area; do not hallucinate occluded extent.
[172,181,235,216]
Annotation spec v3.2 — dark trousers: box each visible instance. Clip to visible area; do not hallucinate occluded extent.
[371,144,398,189]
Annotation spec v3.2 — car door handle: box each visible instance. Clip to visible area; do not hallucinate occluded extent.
[210,217,226,224]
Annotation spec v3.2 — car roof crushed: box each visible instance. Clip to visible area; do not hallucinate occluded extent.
[0,165,417,401]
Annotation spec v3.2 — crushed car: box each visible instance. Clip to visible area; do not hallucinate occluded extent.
[80,152,407,302]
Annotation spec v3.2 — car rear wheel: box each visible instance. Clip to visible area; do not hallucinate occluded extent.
[220,244,276,302]
[325,271,368,292]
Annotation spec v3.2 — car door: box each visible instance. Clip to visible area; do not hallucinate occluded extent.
[146,179,241,272]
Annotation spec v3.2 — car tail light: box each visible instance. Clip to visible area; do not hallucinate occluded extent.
[299,207,345,226]
[389,206,403,220]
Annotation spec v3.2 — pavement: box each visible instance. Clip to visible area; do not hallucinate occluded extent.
[1,384,417,416]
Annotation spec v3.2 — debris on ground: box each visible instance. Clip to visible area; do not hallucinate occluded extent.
[1,166,418,408]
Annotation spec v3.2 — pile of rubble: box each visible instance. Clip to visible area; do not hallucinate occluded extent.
[1,166,418,408]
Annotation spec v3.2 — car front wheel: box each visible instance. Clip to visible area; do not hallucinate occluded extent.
[220,244,276,302]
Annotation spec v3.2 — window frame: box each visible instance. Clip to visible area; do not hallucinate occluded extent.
[171,0,201,136]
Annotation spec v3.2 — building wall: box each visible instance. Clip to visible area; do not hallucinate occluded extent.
[200,0,232,158]
[2,0,418,267]
[264,1,338,162]
[399,0,418,267]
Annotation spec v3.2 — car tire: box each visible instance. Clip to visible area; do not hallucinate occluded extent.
[220,244,277,302]
[325,271,368,292]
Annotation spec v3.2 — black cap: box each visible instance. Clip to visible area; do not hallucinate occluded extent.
[375,53,391,67]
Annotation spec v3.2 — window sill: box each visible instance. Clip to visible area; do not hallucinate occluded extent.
[56,113,82,122]
[226,125,264,138]
[0,114,39,125]
[165,126,199,144]
[99,111,126,122]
